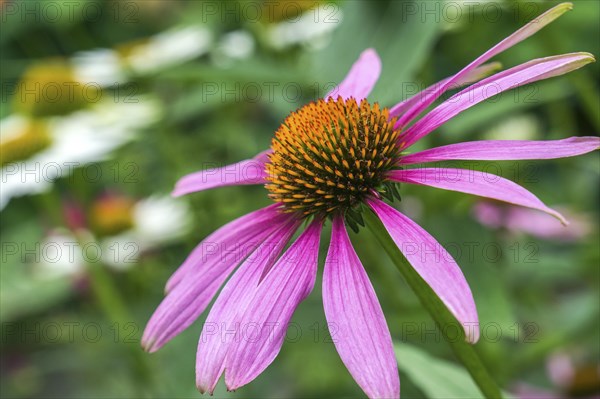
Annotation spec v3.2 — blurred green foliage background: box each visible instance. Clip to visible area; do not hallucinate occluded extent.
[1,0,598,398]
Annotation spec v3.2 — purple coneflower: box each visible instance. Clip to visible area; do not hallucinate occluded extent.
[143,3,599,398]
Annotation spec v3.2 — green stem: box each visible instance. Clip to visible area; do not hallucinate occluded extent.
[363,209,503,399]
[80,240,130,325]
[37,188,157,393]
[75,232,156,395]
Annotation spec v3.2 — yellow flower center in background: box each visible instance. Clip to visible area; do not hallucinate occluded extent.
[90,196,136,237]
[266,97,400,217]
[0,119,52,167]
[13,61,98,118]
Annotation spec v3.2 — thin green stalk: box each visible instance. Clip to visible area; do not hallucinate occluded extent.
[74,232,157,396]
[363,209,503,399]
[37,188,156,394]
[79,237,130,324]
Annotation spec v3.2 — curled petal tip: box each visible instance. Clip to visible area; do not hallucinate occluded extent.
[554,2,573,12]
[560,216,570,227]
[551,209,569,226]
[575,52,596,62]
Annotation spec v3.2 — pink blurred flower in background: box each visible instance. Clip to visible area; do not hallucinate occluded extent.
[513,352,600,399]
[473,201,593,242]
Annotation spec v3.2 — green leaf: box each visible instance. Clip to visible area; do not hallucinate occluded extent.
[395,343,483,399]
[311,0,440,104]
[0,221,72,322]
[0,275,73,323]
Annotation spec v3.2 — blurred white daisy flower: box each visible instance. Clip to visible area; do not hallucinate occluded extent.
[264,4,342,50]
[32,194,192,278]
[34,229,86,280]
[131,195,192,247]
[213,30,255,66]
[93,194,192,270]
[71,48,127,87]
[72,25,212,81]
[0,99,160,209]
[128,26,212,73]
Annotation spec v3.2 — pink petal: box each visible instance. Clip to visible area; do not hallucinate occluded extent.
[224,220,323,390]
[389,168,567,224]
[326,48,381,101]
[323,216,400,399]
[195,220,300,394]
[399,53,594,149]
[172,151,269,197]
[142,206,293,352]
[400,136,600,164]
[389,62,502,119]
[395,2,574,128]
[253,148,273,164]
[165,204,286,293]
[368,199,480,343]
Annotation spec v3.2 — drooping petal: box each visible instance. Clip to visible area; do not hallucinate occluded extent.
[368,199,479,343]
[323,216,400,399]
[400,136,600,164]
[388,168,567,224]
[195,220,300,394]
[394,2,574,128]
[165,204,286,292]
[326,48,381,101]
[142,207,294,352]
[225,220,323,390]
[399,53,595,149]
[172,151,269,197]
[389,62,502,119]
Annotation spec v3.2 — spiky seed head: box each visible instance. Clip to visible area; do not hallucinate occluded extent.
[266,97,401,217]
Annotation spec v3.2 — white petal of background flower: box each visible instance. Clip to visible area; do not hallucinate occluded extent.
[71,48,127,87]
[35,229,85,279]
[219,30,255,60]
[267,5,342,50]
[0,99,160,210]
[127,26,212,74]
[100,196,192,270]
[133,195,192,247]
